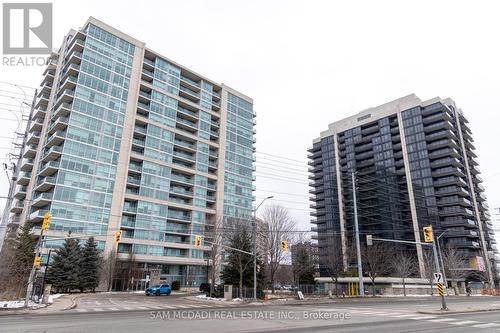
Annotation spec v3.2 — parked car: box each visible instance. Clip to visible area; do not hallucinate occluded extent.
[146,284,172,296]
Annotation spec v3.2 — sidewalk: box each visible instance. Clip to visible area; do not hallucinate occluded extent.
[0,294,77,316]
[418,301,500,315]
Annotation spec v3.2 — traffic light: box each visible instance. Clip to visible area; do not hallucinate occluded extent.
[33,256,41,268]
[194,235,202,248]
[114,230,122,242]
[281,240,287,253]
[41,212,52,230]
[423,226,433,243]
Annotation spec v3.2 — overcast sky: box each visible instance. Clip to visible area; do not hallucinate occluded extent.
[1,0,500,238]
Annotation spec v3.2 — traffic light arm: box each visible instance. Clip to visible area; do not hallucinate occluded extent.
[370,236,434,247]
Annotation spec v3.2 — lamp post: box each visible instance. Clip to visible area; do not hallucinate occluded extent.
[436,231,448,292]
[253,196,273,300]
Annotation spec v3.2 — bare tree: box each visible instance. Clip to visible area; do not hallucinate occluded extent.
[442,245,468,295]
[362,243,390,297]
[99,250,117,292]
[324,236,344,296]
[390,249,417,296]
[206,218,223,297]
[422,248,435,295]
[260,204,296,293]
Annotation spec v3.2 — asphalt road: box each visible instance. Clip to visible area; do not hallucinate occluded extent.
[2,297,500,333]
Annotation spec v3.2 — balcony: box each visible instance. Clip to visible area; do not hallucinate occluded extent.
[20,158,34,172]
[40,81,53,96]
[60,75,78,91]
[39,160,60,176]
[46,130,66,147]
[430,157,461,168]
[437,196,471,207]
[29,208,51,222]
[56,89,75,105]
[32,192,53,207]
[177,106,198,120]
[35,175,57,192]
[169,187,193,198]
[123,204,138,214]
[428,148,460,160]
[441,218,476,228]
[179,85,200,103]
[433,176,467,188]
[141,68,154,82]
[17,172,32,185]
[14,185,27,199]
[143,57,155,69]
[167,211,191,223]
[170,174,193,185]
[176,117,198,131]
[10,200,25,213]
[439,206,475,217]
[34,94,50,109]
[127,175,141,187]
[435,186,469,197]
[29,118,44,133]
[432,166,465,178]
[42,145,63,162]
[173,150,195,162]
[48,117,69,134]
[180,75,201,90]
[174,139,196,151]
[53,102,72,118]
[67,50,82,64]
[62,63,80,79]
[26,131,41,145]
[444,230,479,238]
[66,37,85,54]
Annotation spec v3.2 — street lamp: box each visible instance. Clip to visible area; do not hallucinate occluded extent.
[436,231,448,292]
[253,196,274,300]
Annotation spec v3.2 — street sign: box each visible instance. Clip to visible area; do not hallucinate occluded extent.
[433,272,443,284]
[437,283,445,297]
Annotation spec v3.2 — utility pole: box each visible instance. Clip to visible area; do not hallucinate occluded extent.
[0,90,37,252]
[25,212,51,307]
[432,231,448,310]
[351,172,364,297]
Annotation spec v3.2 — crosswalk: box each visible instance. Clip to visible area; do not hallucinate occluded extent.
[74,302,237,313]
[304,306,500,331]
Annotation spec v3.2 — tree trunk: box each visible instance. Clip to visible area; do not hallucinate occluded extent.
[402,277,406,296]
[239,274,243,299]
[372,280,375,297]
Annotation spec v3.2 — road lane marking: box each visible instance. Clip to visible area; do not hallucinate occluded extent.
[108,307,119,311]
[392,314,421,318]
[76,309,88,312]
[449,320,479,326]
[409,316,436,320]
[93,308,103,312]
[472,323,500,328]
[427,318,456,323]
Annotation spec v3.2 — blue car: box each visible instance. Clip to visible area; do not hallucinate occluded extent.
[146,284,172,296]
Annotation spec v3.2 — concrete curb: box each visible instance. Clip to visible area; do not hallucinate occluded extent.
[417,308,500,315]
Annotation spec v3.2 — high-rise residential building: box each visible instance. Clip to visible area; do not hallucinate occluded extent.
[7,17,255,290]
[308,94,498,286]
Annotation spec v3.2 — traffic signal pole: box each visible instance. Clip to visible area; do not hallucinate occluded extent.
[351,172,365,297]
[432,233,448,310]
